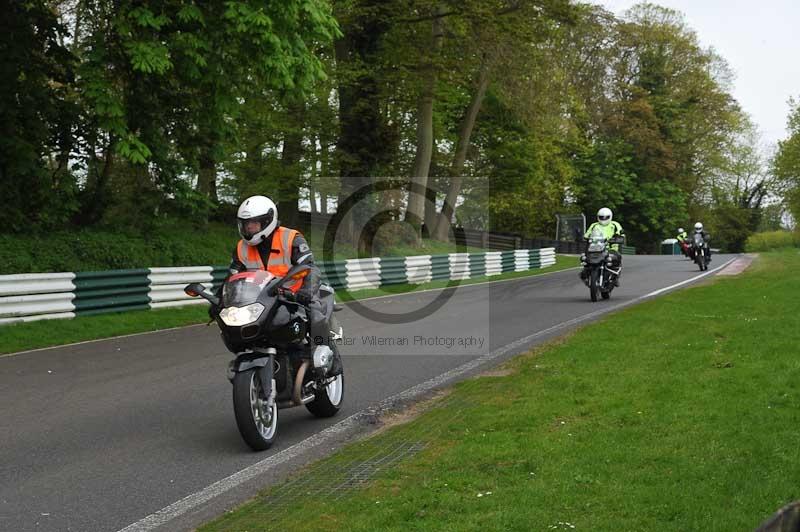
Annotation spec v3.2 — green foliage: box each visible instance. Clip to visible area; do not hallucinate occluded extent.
[745,231,800,252]
[0,223,237,274]
[0,1,79,232]
[0,0,765,254]
[773,99,800,223]
[1,0,340,235]
[708,202,757,253]
[568,5,744,250]
[0,222,484,274]
[756,204,787,233]
[623,180,688,251]
[469,92,577,237]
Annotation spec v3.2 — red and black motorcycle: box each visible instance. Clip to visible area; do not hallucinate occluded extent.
[185,265,344,451]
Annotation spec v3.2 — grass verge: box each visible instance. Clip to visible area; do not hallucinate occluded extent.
[0,256,575,355]
[201,250,800,532]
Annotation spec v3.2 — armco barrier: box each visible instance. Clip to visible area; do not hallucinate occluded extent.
[148,267,215,310]
[405,255,432,284]
[0,248,555,325]
[73,269,151,316]
[0,273,77,324]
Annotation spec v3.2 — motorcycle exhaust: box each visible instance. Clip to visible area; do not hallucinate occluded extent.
[292,360,311,406]
[278,395,314,409]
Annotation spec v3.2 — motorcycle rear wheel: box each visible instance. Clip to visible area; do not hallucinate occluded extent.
[233,369,278,451]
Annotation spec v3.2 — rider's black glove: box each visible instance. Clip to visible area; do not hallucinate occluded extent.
[295,291,313,305]
[278,288,296,302]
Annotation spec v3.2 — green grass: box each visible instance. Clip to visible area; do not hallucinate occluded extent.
[0,257,574,355]
[201,250,800,532]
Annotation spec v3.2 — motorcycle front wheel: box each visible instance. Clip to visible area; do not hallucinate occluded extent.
[697,253,706,271]
[589,267,599,302]
[233,369,278,451]
[600,268,611,300]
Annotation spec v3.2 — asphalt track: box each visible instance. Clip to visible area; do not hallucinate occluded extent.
[0,254,735,532]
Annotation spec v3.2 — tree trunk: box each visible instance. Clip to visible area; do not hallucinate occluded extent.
[309,137,319,214]
[197,151,218,203]
[334,1,392,254]
[320,138,330,215]
[244,142,264,185]
[78,138,115,225]
[405,7,444,237]
[423,133,439,237]
[309,184,318,214]
[278,99,306,228]
[432,63,490,241]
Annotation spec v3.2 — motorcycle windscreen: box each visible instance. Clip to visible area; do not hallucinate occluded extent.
[588,227,607,252]
[693,234,704,246]
[222,271,276,307]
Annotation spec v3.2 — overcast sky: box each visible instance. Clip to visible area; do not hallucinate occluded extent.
[598,0,799,146]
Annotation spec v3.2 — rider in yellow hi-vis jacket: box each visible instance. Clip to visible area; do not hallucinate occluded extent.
[580,207,625,286]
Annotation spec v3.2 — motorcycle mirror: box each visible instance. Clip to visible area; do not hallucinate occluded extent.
[184,283,205,297]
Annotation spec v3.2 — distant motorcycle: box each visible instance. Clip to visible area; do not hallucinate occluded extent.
[185,265,344,451]
[580,229,624,302]
[679,240,691,258]
[691,233,708,271]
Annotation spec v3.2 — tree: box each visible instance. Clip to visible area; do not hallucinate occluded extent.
[773,98,800,224]
[0,1,78,231]
[571,4,745,250]
[63,0,338,227]
[333,0,397,253]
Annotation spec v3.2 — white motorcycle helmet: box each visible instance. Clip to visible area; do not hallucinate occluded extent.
[597,207,613,226]
[694,222,703,233]
[237,195,278,246]
[677,227,684,234]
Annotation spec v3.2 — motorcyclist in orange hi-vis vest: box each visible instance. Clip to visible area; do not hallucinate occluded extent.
[211,195,342,376]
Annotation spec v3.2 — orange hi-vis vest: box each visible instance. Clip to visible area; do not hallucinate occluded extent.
[236,226,303,293]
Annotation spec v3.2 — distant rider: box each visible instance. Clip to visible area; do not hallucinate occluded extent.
[693,222,712,263]
[676,227,688,257]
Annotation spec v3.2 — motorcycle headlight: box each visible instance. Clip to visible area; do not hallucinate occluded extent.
[219,303,265,327]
